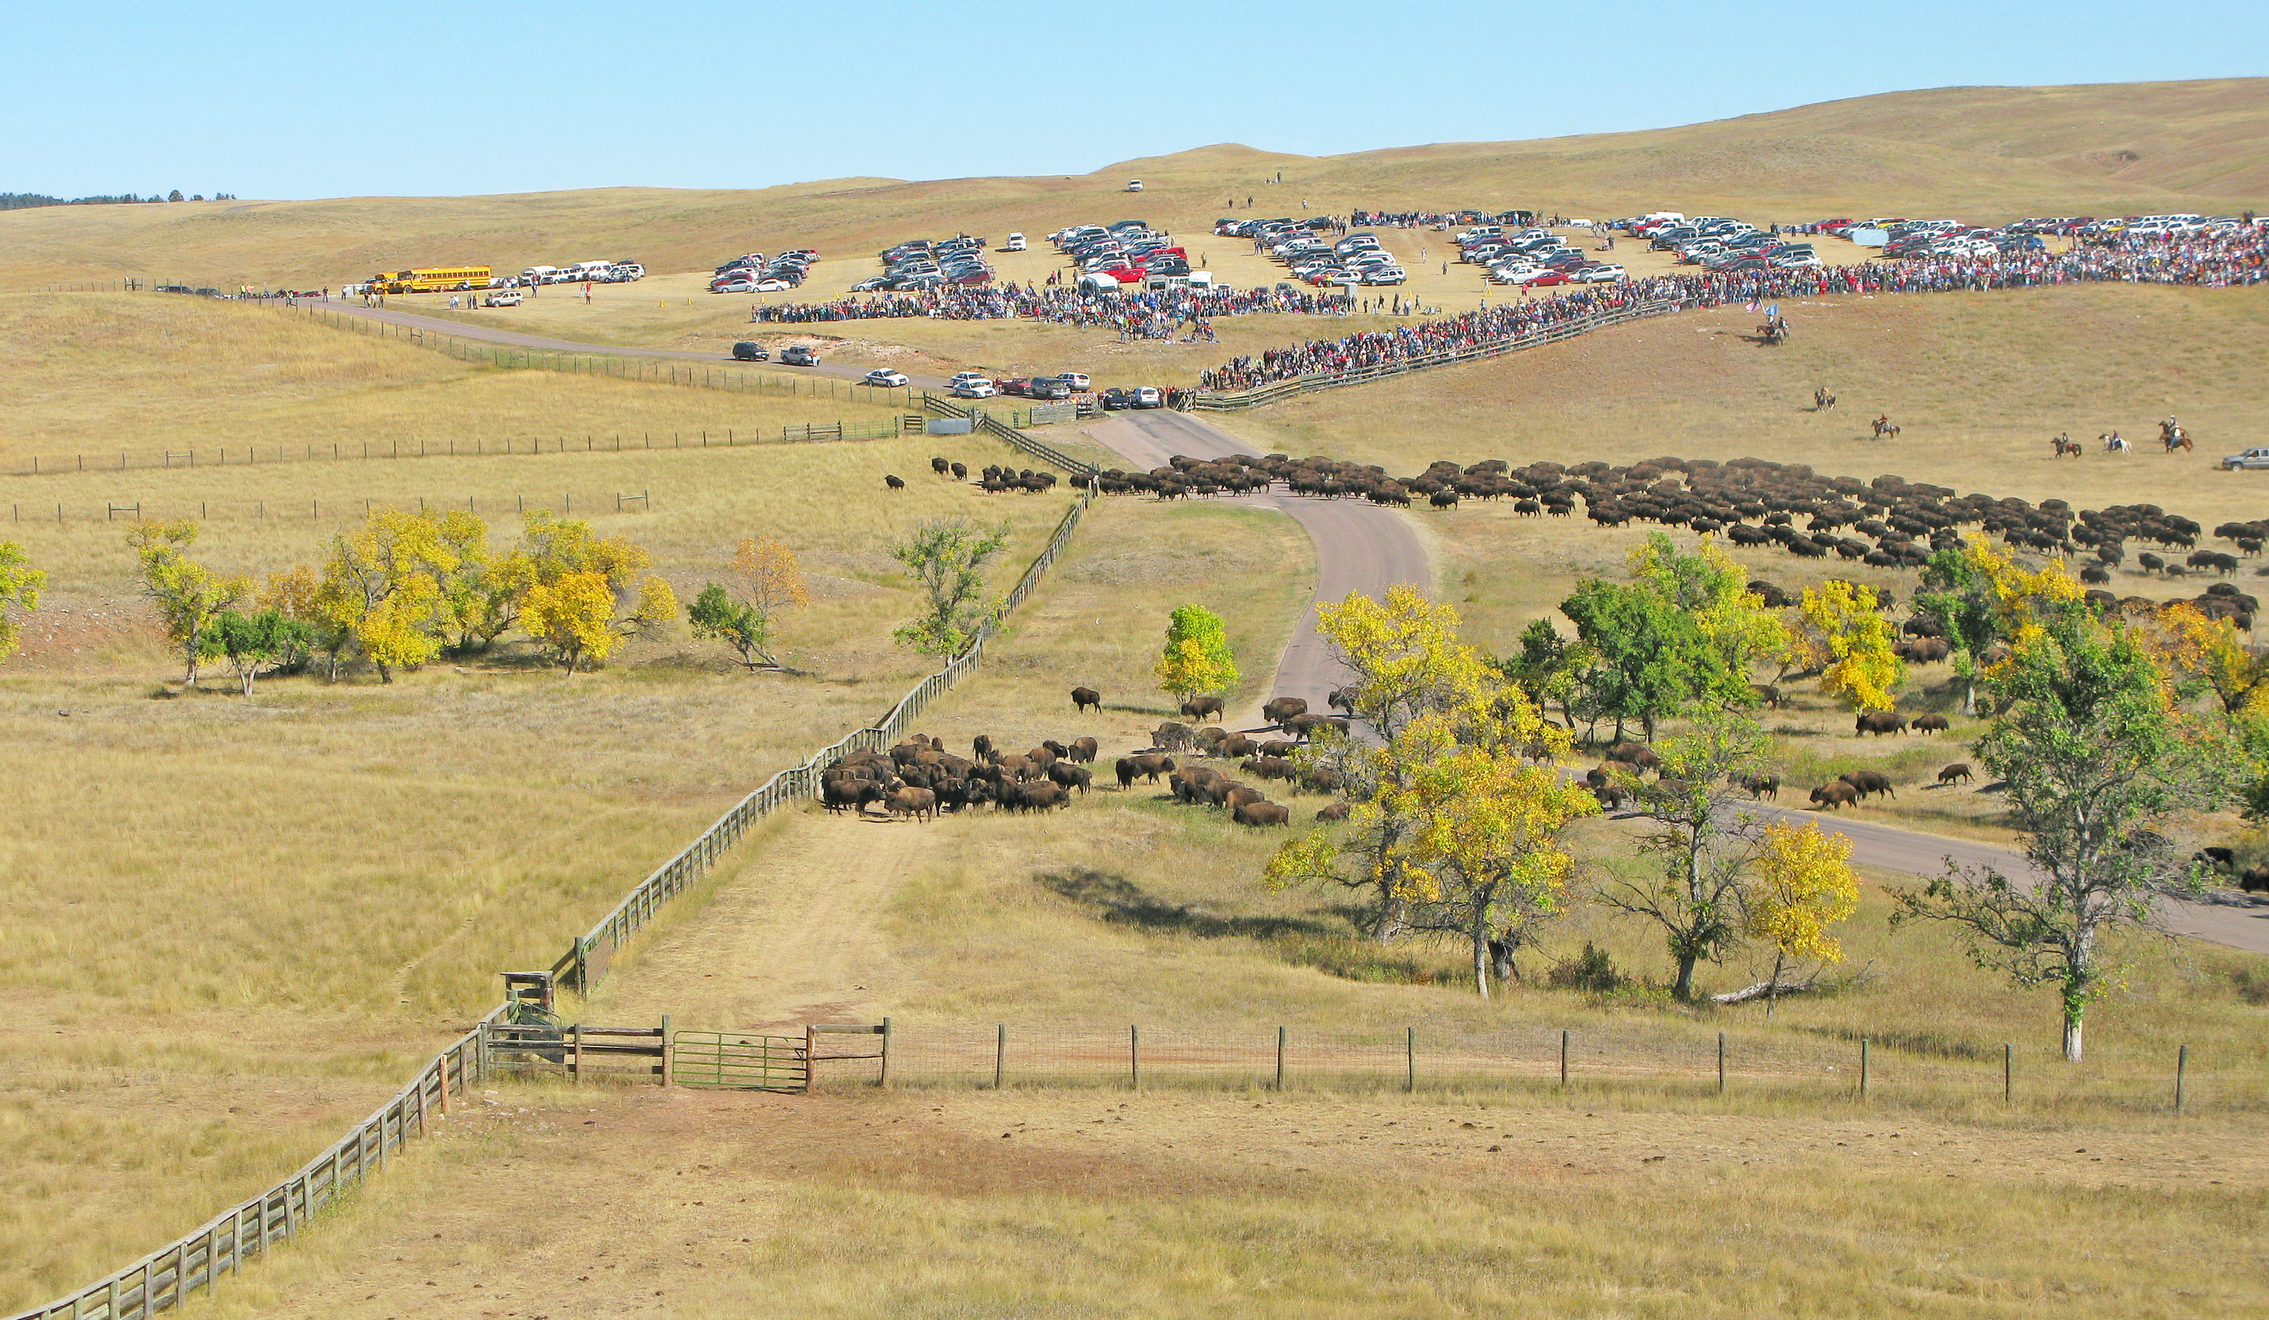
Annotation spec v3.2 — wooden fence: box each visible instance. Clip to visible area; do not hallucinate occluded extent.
[7,416,1098,1320]
[918,395,1101,477]
[8,1016,498,1320]
[1184,299,1685,411]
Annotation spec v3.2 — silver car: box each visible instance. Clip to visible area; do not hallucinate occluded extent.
[2221,447,2269,470]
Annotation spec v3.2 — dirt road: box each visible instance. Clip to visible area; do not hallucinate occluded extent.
[1084,409,2269,958]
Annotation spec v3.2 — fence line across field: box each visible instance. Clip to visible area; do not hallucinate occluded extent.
[9,490,658,527]
[5,412,1094,1320]
[2,419,909,481]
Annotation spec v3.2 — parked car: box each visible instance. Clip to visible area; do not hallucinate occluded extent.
[997,378,1033,397]
[1058,371,1091,390]
[864,369,910,387]
[949,370,991,387]
[1125,179,1144,192]
[732,342,770,362]
[483,289,524,307]
[1100,387,1132,410]
[1029,376,1072,400]
[2221,448,2269,471]
[780,345,819,366]
[1574,264,1625,283]
[952,379,998,399]
[754,278,795,293]
[1525,270,1576,286]
[1005,233,1027,251]
[1129,386,1164,408]
[711,276,757,293]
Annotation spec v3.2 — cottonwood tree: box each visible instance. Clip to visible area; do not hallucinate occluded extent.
[1894,610,2226,1061]
[1745,819,1861,1016]
[1916,533,2085,714]
[128,519,247,688]
[1267,587,1530,945]
[1595,710,1774,1000]
[889,519,1009,656]
[689,537,809,670]
[260,566,351,680]
[0,540,45,662]
[1155,603,1239,703]
[204,609,309,698]
[319,509,460,682]
[514,519,677,674]
[1561,536,1787,741]
[1793,579,1905,712]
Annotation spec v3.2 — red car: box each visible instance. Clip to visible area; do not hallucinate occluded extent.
[1526,270,1577,286]
[996,378,1034,397]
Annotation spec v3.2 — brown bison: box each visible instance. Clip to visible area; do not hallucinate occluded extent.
[1750,683,1784,709]
[1937,763,1973,786]
[1181,695,1225,722]
[1070,686,1102,714]
[1047,762,1092,795]
[1242,755,1296,782]
[1068,736,1099,764]
[1151,722,1193,751]
[1128,752,1175,783]
[1008,781,1069,812]
[1232,800,1292,828]
[1738,774,1780,800]
[1900,637,1952,664]
[2240,867,2269,894]
[1839,770,1895,800]
[1262,696,1310,727]
[1217,734,1258,759]
[1314,802,1351,822]
[1809,782,1859,810]
[1223,784,1267,811]
[1026,746,1058,771]
[1855,711,1907,737]
[885,786,937,821]
[1259,739,1298,759]
[1911,714,1950,735]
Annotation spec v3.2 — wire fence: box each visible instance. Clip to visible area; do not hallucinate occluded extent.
[842,1020,2239,1115]
[5,414,1095,1320]
[7,491,655,527]
[2,420,911,481]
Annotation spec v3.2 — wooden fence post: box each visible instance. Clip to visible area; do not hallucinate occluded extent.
[1276,1026,1286,1091]
[995,1023,1006,1090]
[879,1017,892,1089]
[1405,1027,1416,1093]
[1560,1029,1569,1088]
[1859,1038,1870,1099]
[1130,1024,1141,1091]
[2175,1043,2188,1115]
[2003,1043,2012,1106]
[804,1025,817,1093]
[571,1023,582,1080]
[660,1015,672,1088]
[1717,1032,1726,1094]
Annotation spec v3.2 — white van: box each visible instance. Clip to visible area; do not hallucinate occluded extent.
[521,265,561,284]
[565,260,613,280]
[1078,272,1126,295]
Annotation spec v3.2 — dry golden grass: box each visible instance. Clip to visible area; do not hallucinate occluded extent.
[6,79,2263,290]
[188,1082,2269,1320]
[0,292,905,469]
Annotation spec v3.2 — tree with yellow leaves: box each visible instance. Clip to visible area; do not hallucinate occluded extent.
[1155,603,1240,704]
[1793,579,1906,712]
[1313,584,1494,738]
[1746,819,1861,1015]
[689,538,810,671]
[1917,533,2086,714]
[0,540,45,663]
[127,519,248,688]
[511,513,677,673]
[319,509,460,682]
[259,565,351,680]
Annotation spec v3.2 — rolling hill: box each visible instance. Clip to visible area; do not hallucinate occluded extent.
[3,78,2262,289]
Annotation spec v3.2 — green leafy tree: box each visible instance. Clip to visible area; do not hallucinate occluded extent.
[1916,534,2087,714]
[688,585,770,669]
[128,519,248,688]
[889,519,1010,656]
[0,540,45,662]
[1155,604,1240,702]
[1594,710,1774,999]
[1562,535,1787,741]
[1893,611,2226,1061]
[203,609,310,698]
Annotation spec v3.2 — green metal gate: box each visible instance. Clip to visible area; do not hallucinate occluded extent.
[672,1031,807,1091]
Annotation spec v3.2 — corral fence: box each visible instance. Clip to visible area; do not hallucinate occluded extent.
[7,416,1096,1320]
[1184,298,1685,412]
[9,1013,500,1320]
[10,491,653,527]
[919,394,1101,477]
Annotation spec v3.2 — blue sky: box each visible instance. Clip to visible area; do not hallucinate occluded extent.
[13,0,2265,200]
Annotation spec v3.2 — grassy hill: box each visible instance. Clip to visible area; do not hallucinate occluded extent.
[5,79,2262,289]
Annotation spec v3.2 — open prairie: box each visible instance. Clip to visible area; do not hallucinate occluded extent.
[6,71,2269,1320]
[5,79,2264,290]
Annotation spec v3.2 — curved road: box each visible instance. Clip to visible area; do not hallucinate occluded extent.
[296,298,2269,956]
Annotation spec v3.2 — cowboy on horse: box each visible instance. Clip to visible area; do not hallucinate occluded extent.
[2052,432,2082,458]
[2161,417,2192,452]
[2102,430,2129,453]
[1871,414,1900,441]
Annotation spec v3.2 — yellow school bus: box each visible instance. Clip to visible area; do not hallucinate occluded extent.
[366,266,492,294]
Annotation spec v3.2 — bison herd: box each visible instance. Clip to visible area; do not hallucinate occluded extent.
[815,686,1349,828]
[1580,731,1973,817]
[1064,449,2269,606]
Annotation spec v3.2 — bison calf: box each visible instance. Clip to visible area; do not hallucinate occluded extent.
[1936,763,1973,786]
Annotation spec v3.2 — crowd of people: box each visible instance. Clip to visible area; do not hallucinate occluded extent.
[1196,229,2269,394]
[746,278,1438,341]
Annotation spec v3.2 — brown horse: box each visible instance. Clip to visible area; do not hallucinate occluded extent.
[2161,419,2193,452]
[2051,433,2083,458]
[1871,415,1901,441]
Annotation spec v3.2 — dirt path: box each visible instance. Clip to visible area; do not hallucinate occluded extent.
[586,809,925,1031]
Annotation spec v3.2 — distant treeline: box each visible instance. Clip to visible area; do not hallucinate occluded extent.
[1,191,237,210]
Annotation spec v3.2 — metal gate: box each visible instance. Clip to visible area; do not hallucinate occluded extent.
[672,1031,808,1091]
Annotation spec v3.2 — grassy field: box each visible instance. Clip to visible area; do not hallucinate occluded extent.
[4,79,2261,291]
[0,289,1124,1306]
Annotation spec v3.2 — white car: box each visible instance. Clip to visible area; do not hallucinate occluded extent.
[755,277,795,293]
[1364,267,1408,285]
[1005,233,1027,251]
[949,370,991,388]
[864,369,910,388]
[1125,179,1144,192]
[1574,264,1625,283]
[952,379,998,399]
[2221,448,2269,471]
[482,289,524,307]
[1058,371,1091,390]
